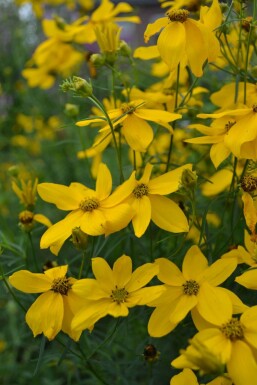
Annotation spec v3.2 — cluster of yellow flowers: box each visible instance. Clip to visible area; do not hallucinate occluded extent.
[5,0,257,384]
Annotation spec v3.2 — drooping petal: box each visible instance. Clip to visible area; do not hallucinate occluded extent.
[148,164,192,195]
[92,257,114,294]
[37,183,82,210]
[72,299,110,331]
[157,22,186,71]
[133,45,160,59]
[201,169,232,197]
[210,142,231,168]
[148,305,176,337]
[184,20,207,77]
[96,163,112,200]
[103,203,134,235]
[150,195,189,233]
[218,287,249,314]
[201,258,237,286]
[40,210,85,255]
[155,258,184,286]
[122,114,153,152]
[80,210,106,236]
[242,306,257,349]
[182,245,208,281]
[169,294,198,325]
[126,262,158,292]
[62,293,85,341]
[196,282,233,325]
[242,192,257,235]
[227,340,257,385]
[144,17,168,43]
[102,171,136,207]
[134,108,181,125]
[113,255,132,288]
[9,270,52,293]
[26,291,63,340]
[131,196,152,237]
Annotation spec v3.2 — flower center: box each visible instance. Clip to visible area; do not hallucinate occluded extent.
[121,103,135,114]
[225,120,236,133]
[252,104,257,113]
[241,175,257,192]
[182,280,200,295]
[79,198,99,212]
[51,277,72,295]
[111,285,128,304]
[19,210,34,224]
[167,9,189,23]
[220,318,245,341]
[133,183,149,199]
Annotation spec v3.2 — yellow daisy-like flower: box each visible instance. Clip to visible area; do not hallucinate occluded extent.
[76,99,181,152]
[37,163,133,255]
[144,0,221,77]
[147,245,244,337]
[107,162,191,237]
[9,265,88,341]
[71,255,163,332]
[172,305,257,385]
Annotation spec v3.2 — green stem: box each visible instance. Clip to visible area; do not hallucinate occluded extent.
[0,264,26,312]
[78,251,87,279]
[88,95,124,182]
[28,232,39,272]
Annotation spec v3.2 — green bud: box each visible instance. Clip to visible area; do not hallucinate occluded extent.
[119,41,131,57]
[71,227,88,251]
[181,169,197,190]
[73,76,93,97]
[90,53,106,67]
[65,103,79,118]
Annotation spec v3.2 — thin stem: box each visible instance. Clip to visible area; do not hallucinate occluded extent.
[28,232,39,272]
[0,264,26,312]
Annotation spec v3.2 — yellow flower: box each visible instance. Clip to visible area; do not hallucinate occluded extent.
[107,163,191,237]
[12,177,38,210]
[147,245,242,337]
[94,22,122,55]
[18,209,52,232]
[222,230,257,267]
[76,99,182,152]
[71,255,163,332]
[9,265,88,341]
[198,105,257,160]
[185,117,235,168]
[37,163,133,255]
[144,0,221,77]
[172,305,257,385]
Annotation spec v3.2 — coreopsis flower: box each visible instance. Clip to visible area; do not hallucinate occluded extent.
[144,0,221,77]
[107,163,191,237]
[71,255,163,332]
[172,305,257,385]
[9,265,89,341]
[198,105,257,160]
[185,117,235,168]
[37,163,133,255]
[222,230,257,267]
[147,245,244,337]
[12,177,38,210]
[76,100,182,152]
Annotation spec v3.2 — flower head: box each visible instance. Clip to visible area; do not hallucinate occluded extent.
[9,266,88,341]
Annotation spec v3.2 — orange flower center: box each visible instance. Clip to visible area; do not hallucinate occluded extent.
[182,280,199,295]
[51,277,72,295]
[111,285,128,304]
[79,198,99,212]
[220,318,245,341]
[167,9,189,23]
[133,183,149,199]
[241,175,257,192]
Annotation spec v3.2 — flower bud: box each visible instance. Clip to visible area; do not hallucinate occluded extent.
[71,227,89,251]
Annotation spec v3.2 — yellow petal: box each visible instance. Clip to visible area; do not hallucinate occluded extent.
[169,293,198,324]
[144,17,168,43]
[148,164,192,195]
[33,213,52,227]
[201,169,232,197]
[133,45,160,59]
[242,192,257,234]
[108,301,129,317]
[113,255,132,288]
[184,20,207,77]
[72,300,110,331]
[235,269,257,290]
[157,22,186,70]
[155,258,184,285]
[102,171,136,207]
[128,286,165,306]
[104,203,134,235]
[182,245,208,280]
[134,108,181,124]
[227,340,257,385]
[9,270,51,293]
[148,305,175,337]
[37,183,82,210]
[92,257,114,293]
[122,114,153,152]
[80,210,106,236]
[44,265,68,280]
[170,368,198,385]
[26,291,63,340]
[126,262,158,292]
[131,196,152,237]
[196,283,233,325]
[201,258,237,286]
[210,142,231,168]
[150,195,189,233]
[96,163,112,200]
